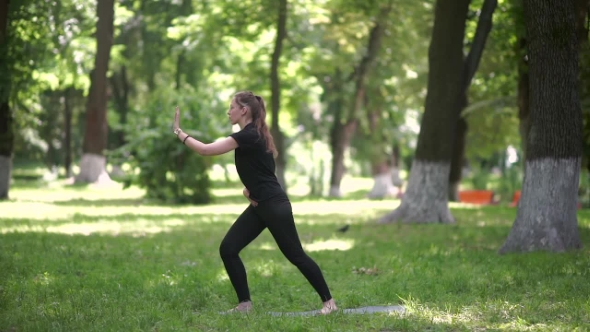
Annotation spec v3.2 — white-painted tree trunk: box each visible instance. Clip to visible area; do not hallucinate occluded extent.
[329,185,342,198]
[499,158,582,253]
[0,155,11,199]
[75,153,112,184]
[367,168,402,199]
[377,160,454,224]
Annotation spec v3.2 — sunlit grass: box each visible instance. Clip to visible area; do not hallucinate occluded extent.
[1,177,590,331]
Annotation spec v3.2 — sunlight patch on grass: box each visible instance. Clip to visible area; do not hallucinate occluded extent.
[216,269,230,282]
[401,297,577,331]
[257,242,276,251]
[303,238,355,252]
[1,218,187,236]
[256,239,354,252]
[253,260,281,277]
[1,200,397,225]
[33,272,54,286]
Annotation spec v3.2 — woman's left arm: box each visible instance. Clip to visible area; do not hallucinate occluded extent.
[173,106,237,156]
[177,131,238,156]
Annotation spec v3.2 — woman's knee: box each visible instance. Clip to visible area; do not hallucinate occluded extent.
[283,249,311,266]
[219,240,237,259]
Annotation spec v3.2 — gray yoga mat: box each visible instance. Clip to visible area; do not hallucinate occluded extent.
[266,305,405,317]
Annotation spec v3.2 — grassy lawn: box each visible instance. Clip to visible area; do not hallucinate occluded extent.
[1,178,589,331]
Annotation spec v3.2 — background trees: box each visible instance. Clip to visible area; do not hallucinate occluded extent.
[2,0,588,252]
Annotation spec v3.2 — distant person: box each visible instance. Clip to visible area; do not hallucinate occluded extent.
[172,91,337,314]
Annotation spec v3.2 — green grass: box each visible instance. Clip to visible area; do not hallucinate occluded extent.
[1,179,590,332]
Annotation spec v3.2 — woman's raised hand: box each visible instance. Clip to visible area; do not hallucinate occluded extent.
[173,106,181,134]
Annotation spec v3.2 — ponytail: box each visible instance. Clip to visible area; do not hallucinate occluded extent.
[234,91,278,157]
[254,95,278,158]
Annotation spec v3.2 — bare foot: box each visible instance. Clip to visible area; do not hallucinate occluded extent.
[319,299,338,315]
[228,301,252,313]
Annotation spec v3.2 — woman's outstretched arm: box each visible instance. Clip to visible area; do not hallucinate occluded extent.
[173,106,238,156]
[177,132,238,156]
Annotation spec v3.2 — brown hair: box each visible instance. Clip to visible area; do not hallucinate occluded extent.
[233,91,278,157]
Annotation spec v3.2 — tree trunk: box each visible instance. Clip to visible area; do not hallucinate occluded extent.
[517,37,531,164]
[367,110,400,199]
[328,8,390,197]
[378,0,471,223]
[449,0,497,201]
[64,87,73,178]
[500,0,583,253]
[449,116,467,201]
[0,0,12,200]
[0,102,12,200]
[111,65,129,147]
[391,143,402,187]
[329,119,358,197]
[270,0,288,191]
[367,160,398,199]
[76,0,115,184]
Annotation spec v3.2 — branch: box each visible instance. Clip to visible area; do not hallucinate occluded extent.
[463,0,498,91]
[461,96,516,117]
[347,6,392,120]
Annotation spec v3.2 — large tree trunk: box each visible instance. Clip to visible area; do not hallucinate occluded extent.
[76,0,115,184]
[270,0,288,191]
[448,0,497,201]
[499,0,583,253]
[378,0,471,223]
[0,0,12,200]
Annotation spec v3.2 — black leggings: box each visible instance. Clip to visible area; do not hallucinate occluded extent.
[219,195,333,303]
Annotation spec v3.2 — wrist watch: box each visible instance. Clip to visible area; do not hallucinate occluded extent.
[174,128,182,135]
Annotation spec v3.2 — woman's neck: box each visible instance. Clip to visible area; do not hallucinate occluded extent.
[238,118,253,129]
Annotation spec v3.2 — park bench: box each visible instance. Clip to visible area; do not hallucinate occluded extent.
[458,190,495,205]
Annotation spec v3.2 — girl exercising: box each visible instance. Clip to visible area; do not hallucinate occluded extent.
[172,91,337,314]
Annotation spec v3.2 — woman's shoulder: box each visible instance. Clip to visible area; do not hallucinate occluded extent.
[230,124,262,148]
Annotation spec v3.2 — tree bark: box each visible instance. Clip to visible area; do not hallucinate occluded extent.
[517,37,530,164]
[367,110,400,199]
[63,88,73,178]
[329,119,357,197]
[110,65,129,148]
[378,0,471,223]
[328,7,390,197]
[449,0,498,201]
[76,0,115,184]
[500,0,583,253]
[270,0,288,191]
[0,0,12,200]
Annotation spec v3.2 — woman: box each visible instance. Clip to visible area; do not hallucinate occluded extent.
[172,91,337,315]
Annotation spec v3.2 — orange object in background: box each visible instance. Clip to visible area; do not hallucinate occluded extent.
[510,190,521,207]
[458,190,495,205]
